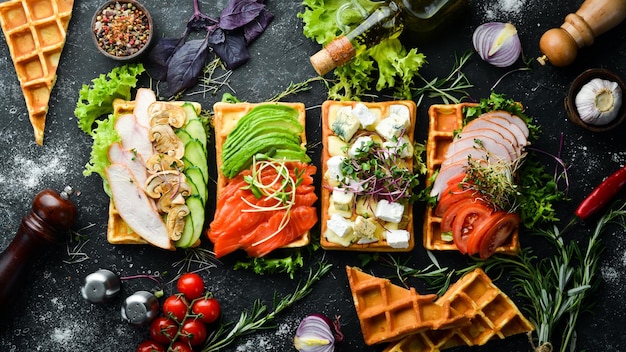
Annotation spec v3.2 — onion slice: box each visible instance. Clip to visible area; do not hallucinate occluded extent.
[294,314,343,352]
[473,22,522,68]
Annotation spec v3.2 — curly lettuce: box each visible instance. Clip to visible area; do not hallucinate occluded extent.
[299,0,426,100]
[75,64,145,135]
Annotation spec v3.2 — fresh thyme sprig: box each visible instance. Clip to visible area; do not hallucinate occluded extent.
[200,261,332,351]
[413,50,473,106]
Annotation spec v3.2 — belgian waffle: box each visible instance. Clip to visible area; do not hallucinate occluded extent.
[384,268,535,351]
[346,266,471,346]
[0,0,73,145]
[423,103,520,254]
[321,100,416,251]
[212,101,310,249]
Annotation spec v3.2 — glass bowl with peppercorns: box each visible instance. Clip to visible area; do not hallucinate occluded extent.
[91,0,153,61]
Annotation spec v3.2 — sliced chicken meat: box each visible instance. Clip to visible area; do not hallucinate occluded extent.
[462,118,524,151]
[106,163,173,250]
[451,129,519,160]
[107,142,148,187]
[133,88,157,129]
[115,114,155,163]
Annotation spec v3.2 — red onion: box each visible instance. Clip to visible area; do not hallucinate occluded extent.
[293,314,343,352]
[472,22,522,68]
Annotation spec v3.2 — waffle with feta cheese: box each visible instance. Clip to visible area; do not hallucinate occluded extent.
[383,268,534,352]
[0,0,74,145]
[423,103,520,254]
[320,100,416,251]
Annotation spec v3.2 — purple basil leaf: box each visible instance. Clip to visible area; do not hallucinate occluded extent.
[166,39,209,96]
[145,37,181,81]
[207,27,226,45]
[242,7,273,44]
[209,30,250,70]
[219,0,265,30]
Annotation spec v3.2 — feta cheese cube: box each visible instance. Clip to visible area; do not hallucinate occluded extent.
[384,229,410,249]
[325,155,346,186]
[332,107,360,142]
[383,135,413,158]
[348,135,373,157]
[389,104,410,119]
[331,190,354,212]
[326,214,353,238]
[374,199,405,223]
[352,103,377,129]
[375,109,411,141]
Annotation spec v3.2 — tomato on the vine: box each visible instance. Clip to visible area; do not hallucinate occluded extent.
[149,316,178,344]
[170,341,194,352]
[137,340,166,352]
[192,297,221,324]
[163,294,189,322]
[179,319,207,346]
[177,273,205,300]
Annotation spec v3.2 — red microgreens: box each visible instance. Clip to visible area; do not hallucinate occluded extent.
[145,0,273,97]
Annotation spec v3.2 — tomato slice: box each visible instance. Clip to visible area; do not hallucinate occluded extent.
[451,202,493,254]
[465,212,506,255]
[440,198,474,234]
[477,212,520,259]
[434,173,473,217]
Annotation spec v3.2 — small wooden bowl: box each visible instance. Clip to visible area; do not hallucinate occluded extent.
[564,68,626,132]
[91,0,153,61]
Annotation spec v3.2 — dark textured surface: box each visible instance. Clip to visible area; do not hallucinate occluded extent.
[0,0,625,351]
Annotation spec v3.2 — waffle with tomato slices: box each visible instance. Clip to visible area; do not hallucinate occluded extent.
[320,100,417,251]
[424,103,521,256]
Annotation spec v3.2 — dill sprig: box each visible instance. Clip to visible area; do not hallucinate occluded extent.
[413,50,473,106]
[200,261,332,351]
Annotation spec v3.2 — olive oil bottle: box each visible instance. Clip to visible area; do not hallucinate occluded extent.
[310,0,467,75]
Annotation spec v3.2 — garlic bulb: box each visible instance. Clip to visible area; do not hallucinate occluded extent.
[575,78,623,125]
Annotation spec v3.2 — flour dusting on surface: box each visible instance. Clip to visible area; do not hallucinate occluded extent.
[482,0,534,22]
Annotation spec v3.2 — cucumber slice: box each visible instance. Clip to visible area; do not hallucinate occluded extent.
[175,215,194,248]
[183,140,209,182]
[186,195,205,247]
[185,119,207,148]
[186,166,207,205]
[175,129,194,146]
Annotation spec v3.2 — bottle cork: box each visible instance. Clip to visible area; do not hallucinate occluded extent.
[310,36,356,76]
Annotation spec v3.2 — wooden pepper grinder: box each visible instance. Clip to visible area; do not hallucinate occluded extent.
[538,0,626,66]
[0,187,77,312]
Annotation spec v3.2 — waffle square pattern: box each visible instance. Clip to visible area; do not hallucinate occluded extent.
[0,0,73,145]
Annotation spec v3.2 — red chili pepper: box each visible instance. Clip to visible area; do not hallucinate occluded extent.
[575,165,626,220]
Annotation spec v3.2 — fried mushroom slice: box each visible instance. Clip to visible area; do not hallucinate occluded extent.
[145,153,185,174]
[145,170,192,211]
[148,102,187,128]
[166,204,190,241]
[149,124,185,159]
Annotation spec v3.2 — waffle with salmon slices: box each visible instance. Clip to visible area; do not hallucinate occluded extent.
[383,268,535,352]
[0,0,74,145]
[321,100,417,251]
[423,103,520,254]
[211,102,310,250]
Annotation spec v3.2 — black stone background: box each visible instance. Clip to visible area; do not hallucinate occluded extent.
[1,0,626,351]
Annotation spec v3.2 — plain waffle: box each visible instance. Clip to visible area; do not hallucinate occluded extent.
[346,266,471,346]
[212,101,310,249]
[0,0,73,145]
[383,268,535,351]
[321,100,416,251]
[423,103,520,254]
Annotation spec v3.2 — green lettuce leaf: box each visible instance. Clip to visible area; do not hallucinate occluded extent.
[75,64,145,135]
[299,0,425,100]
[83,116,120,196]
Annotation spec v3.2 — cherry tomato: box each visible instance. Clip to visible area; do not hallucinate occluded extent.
[163,295,189,322]
[170,341,194,352]
[177,273,205,300]
[180,319,208,346]
[192,297,221,324]
[149,317,178,344]
[451,202,493,254]
[137,340,166,352]
[477,212,520,259]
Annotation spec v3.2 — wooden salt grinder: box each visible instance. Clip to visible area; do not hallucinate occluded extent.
[538,0,626,66]
[0,188,77,312]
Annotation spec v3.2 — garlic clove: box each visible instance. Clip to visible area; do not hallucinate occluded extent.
[575,78,623,125]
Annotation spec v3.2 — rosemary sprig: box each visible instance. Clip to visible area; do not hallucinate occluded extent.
[268,76,329,102]
[413,50,473,106]
[200,261,332,351]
